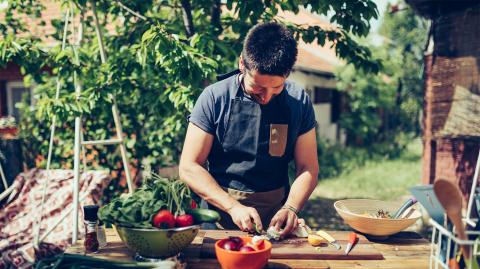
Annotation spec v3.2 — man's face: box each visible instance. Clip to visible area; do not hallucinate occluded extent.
[242,69,286,105]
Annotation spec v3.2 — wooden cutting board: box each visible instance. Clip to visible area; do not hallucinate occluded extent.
[183,230,384,260]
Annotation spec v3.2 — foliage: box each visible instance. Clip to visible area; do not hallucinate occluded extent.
[336,2,428,148]
[0,0,380,198]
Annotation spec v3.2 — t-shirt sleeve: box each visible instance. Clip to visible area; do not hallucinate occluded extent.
[299,91,317,135]
[188,87,216,134]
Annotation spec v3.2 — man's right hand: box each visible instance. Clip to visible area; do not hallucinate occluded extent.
[227,203,263,232]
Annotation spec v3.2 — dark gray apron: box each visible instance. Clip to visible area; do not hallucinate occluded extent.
[211,71,292,229]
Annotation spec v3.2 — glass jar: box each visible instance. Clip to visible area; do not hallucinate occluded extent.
[83,205,100,253]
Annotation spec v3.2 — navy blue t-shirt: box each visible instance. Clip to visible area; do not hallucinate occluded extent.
[188,74,316,192]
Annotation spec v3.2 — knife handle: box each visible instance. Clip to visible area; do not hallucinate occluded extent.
[316,230,336,243]
[349,232,358,244]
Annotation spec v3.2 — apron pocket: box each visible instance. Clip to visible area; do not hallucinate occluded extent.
[269,124,288,157]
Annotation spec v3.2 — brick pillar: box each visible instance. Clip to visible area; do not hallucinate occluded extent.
[421,2,480,203]
[422,54,434,185]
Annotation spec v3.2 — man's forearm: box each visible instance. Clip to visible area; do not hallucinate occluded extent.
[179,162,239,212]
[284,167,318,212]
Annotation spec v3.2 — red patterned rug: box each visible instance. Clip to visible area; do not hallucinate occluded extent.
[0,169,111,269]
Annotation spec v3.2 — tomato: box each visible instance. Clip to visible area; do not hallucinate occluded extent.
[152,210,175,229]
[191,199,198,209]
[175,214,194,227]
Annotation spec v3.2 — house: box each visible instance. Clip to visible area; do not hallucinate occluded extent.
[280,9,345,143]
[0,1,345,143]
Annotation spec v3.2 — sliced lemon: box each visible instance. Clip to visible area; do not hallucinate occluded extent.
[308,234,328,246]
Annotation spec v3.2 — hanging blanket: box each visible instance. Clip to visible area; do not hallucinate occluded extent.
[0,169,111,269]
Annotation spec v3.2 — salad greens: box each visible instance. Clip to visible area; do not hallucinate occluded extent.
[98,173,192,228]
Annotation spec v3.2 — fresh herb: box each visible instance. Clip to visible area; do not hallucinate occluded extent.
[375,209,392,219]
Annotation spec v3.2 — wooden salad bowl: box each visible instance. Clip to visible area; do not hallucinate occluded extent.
[334,199,421,237]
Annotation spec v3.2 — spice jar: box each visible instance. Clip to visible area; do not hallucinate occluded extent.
[83,205,100,253]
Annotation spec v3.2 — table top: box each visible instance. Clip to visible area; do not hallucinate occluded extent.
[65,228,431,269]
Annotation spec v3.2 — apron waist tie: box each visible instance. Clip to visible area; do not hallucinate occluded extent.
[210,187,286,230]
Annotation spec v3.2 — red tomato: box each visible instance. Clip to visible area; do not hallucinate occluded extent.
[152,210,175,229]
[191,200,198,209]
[255,239,265,250]
[175,214,194,227]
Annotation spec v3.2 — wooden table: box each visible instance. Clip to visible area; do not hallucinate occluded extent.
[66,229,431,269]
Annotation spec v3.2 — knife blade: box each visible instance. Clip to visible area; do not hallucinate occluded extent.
[316,230,341,250]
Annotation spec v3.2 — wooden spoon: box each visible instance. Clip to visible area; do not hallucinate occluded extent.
[433,179,470,258]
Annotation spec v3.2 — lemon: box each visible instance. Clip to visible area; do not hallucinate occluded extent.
[307,234,327,246]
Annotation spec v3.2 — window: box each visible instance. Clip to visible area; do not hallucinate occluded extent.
[6,81,32,122]
[314,87,333,104]
[313,87,342,123]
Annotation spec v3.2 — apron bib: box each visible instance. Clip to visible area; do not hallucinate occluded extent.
[209,72,292,229]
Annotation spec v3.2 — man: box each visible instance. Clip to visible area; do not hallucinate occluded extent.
[179,22,318,237]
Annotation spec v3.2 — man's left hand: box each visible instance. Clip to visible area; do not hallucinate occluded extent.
[269,208,298,238]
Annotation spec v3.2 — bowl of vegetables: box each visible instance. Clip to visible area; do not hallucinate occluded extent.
[99,173,220,258]
[215,236,272,269]
[114,223,201,258]
[334,199,421,237]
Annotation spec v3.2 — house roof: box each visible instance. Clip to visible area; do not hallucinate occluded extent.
[295,47,335,77]
[276,9,341,76]
[0,0,116,47]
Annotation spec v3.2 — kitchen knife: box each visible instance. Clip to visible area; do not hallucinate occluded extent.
[316,230,341,250]
[345,232,358,255]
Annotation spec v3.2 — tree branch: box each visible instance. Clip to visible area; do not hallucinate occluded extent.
[179,0,195,37]
[211,0,222,34]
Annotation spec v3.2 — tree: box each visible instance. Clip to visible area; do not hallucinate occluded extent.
[0,0,380,196]
[336,1,428,151]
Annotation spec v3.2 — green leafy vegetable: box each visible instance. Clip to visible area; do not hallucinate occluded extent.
[98,173,192,228]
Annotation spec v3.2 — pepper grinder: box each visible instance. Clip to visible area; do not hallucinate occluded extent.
[83,205,100,253]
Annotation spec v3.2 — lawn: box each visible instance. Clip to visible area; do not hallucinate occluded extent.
[312,139,422,200]
[301,139,423,229]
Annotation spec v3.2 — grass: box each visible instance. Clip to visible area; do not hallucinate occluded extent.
[311,139,422,201]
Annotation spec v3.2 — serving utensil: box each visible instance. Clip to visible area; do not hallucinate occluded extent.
[433,179,470,258]
[392,197,418,219]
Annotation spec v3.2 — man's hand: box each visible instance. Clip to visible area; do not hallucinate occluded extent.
[227,204,263,232]
[269,208,298,237]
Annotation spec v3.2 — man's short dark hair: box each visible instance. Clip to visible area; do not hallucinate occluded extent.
[242,22,298,77]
